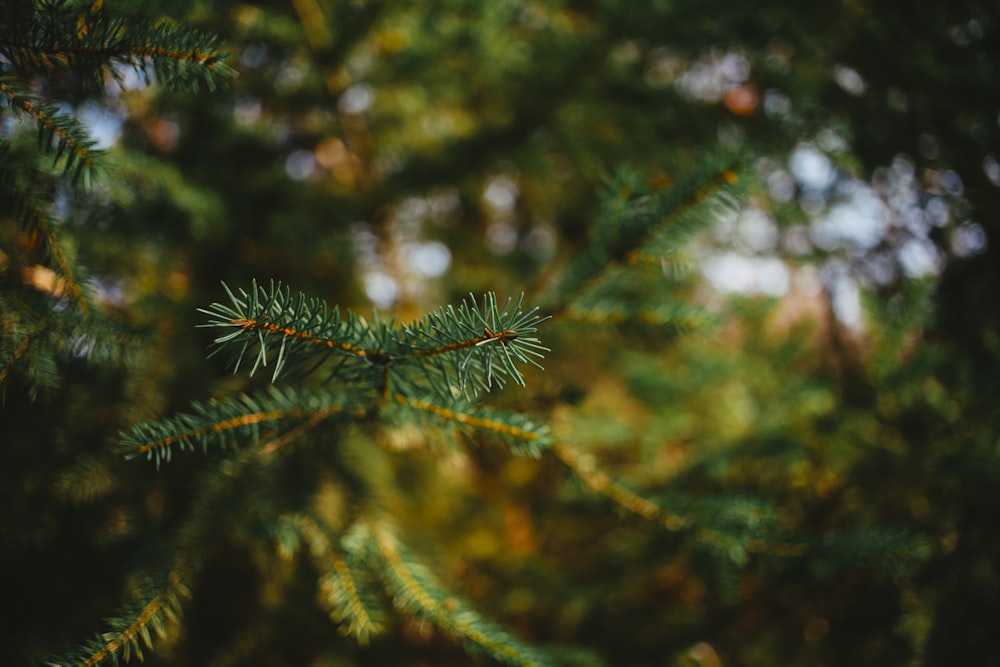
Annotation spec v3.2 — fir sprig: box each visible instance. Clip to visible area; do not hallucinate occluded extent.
[1,0,234,93]
[0,0,235,400]
[7,183,91,311]
[199,280,382,382]
[0,290,138,396]
[124,285,551,470]
[119,386,367,467]
[200,280,549,393]
[367,520,554,667]
[394,393,551,457]
[45,570,188,667]
[401,291,549,393]
[303,518,389,645]
[0,74,102,186]
[543,156,749,315]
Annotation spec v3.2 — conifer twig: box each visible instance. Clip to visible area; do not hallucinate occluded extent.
[15,188,90,313]
[296,516,387,644]
[550,440,687,531]
[369,521,553,667]
[394,394,550,456]
[0,76,101,185]
[121,387,364,465]
[542,159,746,313]
[0,321,46,386]
[46,570,189,667]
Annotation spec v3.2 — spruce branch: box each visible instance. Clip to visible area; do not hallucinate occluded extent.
[1,0,234,93]
[199,279,385,382]
[0,319,49,392]
[298,517,389,645]
[366,520,554,667]
[92,19,235,92]
[318,545,388,645]
[550,440,688,531]
[542,155,748,312]
[567,299,713,333]
[0,74,102,187]
[394,393,551,457]
[13,186,90,312]
[200,281,549,393]
[120,386,367,467]
[400,292,549,393]
[0,292,137,395]
[45,570,188,667]
[559,256,705,331]
[266,514,390,644]
[552,441,804,565]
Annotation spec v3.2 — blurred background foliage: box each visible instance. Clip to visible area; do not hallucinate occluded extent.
[3,0,1000,665]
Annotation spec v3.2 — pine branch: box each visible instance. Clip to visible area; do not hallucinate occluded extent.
[1,0,234,93]
[266,513,390,644]
[0,319,48,390]
[318,545,387,645]
[542,155,748,311]
[0,74,102,186]
[12,185,90,312]
[199,280,386,382]
[366,520,554,667]
[552,441,805,565]
[298,517,389,645]
[557,256,713,332]
[550,440,688,531]
[0,291,137,395]
[45,570,189,667]
[120,385,368,467]
[94,19,235,93]
[393,393,551,457]
[400,292,549,393]
[200,281,549,393]
[0,307,60,398]
[566,289,714,331]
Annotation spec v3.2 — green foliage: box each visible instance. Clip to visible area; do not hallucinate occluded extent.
[0,288,139,397]
[120,283,549,468]
[200,281,547,392]
[107,280,553,663]
[538,160,751,360]
[43,158,767,667]
[0,0,233,394]
[119,385,364,467]
[50,150,943,667]
[0,72,102,186]
[45,571,189,667]
[5,1,1000,666]
[542,158,748,313]
[365,520,554,667]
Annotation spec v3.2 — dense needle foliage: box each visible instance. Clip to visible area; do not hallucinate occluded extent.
[3,1,1000,666]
